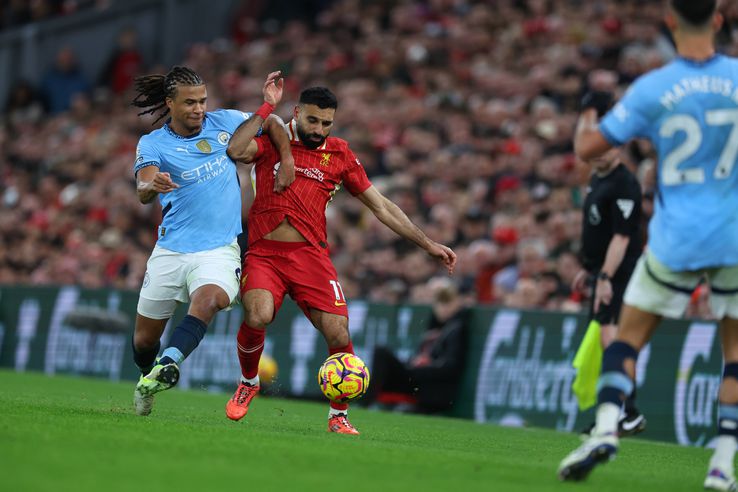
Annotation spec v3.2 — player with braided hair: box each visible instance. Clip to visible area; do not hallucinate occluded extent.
[131,65,205,124]
[130,66,295,417]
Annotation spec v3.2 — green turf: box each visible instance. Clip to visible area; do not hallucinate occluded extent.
[0,370,714,492]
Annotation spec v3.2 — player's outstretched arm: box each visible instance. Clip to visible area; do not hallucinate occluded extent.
[227,71,283,162]
[136,166,179,204]
[262,114,295,193]
[356,185,457,274]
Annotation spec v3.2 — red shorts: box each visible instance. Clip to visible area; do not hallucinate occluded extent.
[240,239,349,319]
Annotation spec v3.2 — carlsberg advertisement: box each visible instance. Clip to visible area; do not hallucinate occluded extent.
[0,286,724,447]
[451,308,723,447]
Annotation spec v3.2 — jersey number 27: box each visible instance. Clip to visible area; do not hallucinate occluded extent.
[660,109,738,185]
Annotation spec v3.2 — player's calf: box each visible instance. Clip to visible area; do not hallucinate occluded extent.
[594,341,638,435]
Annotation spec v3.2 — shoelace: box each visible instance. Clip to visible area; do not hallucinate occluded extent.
[332,415,353,429]
[235,385,255,405]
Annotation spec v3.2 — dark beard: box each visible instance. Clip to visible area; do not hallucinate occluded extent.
[296,127,325,150]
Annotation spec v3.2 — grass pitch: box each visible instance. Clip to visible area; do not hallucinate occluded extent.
[0,370,713,491]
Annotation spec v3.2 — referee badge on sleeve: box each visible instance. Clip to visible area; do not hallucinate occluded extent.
[616,199,635,219]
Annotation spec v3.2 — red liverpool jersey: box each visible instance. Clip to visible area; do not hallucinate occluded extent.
[248,119,372,249]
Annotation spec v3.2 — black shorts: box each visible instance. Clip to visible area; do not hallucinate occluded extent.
[588,256,638,325]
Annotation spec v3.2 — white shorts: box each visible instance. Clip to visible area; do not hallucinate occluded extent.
[623,251,738,319]
[136,240,241,320]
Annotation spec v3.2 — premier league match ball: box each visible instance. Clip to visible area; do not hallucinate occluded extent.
[318,352,370,403]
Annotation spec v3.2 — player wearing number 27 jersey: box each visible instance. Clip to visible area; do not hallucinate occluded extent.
[600,54,738,271]
[558,3,738,489]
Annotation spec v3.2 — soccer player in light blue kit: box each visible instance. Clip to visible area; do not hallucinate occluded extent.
[129,66,295,416]
[558,2,738,490]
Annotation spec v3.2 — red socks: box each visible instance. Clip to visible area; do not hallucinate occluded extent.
[236,322,266,380]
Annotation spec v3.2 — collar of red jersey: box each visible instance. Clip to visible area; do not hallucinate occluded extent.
[287,119,328,150]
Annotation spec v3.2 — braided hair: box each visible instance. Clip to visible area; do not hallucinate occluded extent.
[131,66,204,124]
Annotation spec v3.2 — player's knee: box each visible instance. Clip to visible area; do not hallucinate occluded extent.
[190,283,233,314]
[214,295,231,311]
[243,304,273,328]
[325,330,350,348]
[192,297,227,320]
[133,330,159,351]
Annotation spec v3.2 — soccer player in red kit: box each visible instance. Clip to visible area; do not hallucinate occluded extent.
[224,87,457,434]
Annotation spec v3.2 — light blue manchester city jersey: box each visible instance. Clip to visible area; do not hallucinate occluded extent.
[134,109,254,253]
[600,54,738,270]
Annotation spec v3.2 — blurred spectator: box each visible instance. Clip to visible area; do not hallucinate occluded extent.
[1,0,676,317]
[4,80,45,130]
[0,0,108,30]
[466,239,500,304]
[363,277,468,414]
[99,27,144,95]
[229,0,269,45]
[40,47,91,114]
[1,0,32,29]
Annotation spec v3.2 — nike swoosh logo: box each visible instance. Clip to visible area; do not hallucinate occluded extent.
[619,415,644,432]
[334,301,347,307]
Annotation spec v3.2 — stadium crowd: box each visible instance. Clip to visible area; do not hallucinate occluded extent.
[1,0,736,313]
[0,0,109,29]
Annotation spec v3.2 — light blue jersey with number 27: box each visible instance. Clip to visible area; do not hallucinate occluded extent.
[600,54,738,271]
[134,109,255,253]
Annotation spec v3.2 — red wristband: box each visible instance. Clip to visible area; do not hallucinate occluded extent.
[255,102,275,120]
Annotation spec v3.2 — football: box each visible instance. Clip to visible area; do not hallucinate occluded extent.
[258,354,279,386]
[318,352,370,403]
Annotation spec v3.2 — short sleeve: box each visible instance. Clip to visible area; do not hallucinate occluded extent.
[599,78,653,146]
[134,136,160,176]
[341,147,372,196]
[218,109,263,137]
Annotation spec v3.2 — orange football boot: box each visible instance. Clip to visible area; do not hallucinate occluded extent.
[225,382,260,421]
[328,414,360,435]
